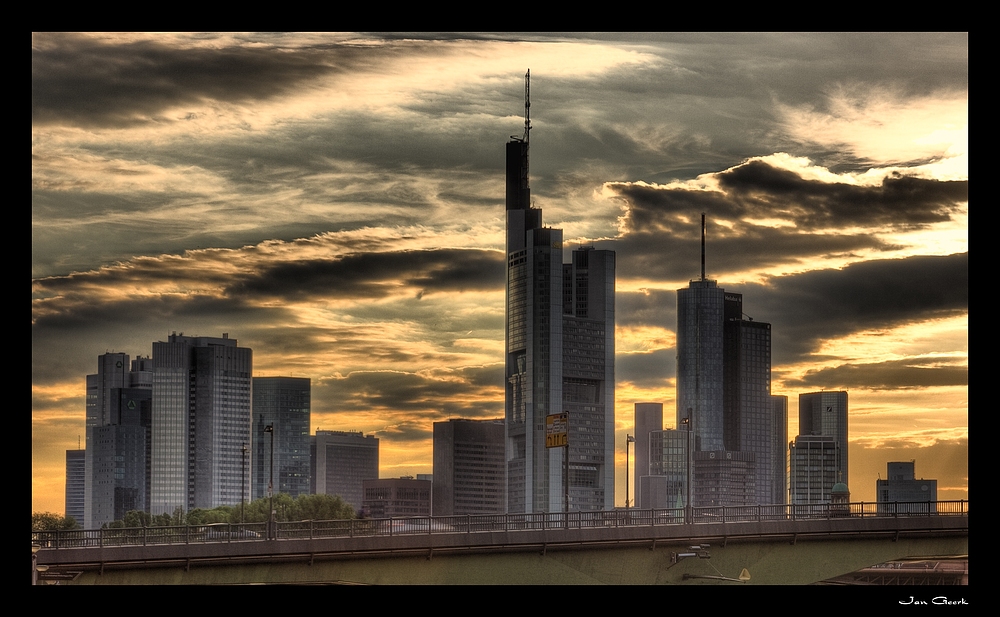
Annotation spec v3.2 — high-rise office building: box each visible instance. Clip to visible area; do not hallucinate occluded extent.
[150,333,252,514]
[310,430,379,512]
[91,387,152,527]
[504,71,616,513]
[798,391,848,485]
[433,419,506,516]
[789,434,839,505]
[65,448,85,526]
[252,377,311,500]
[634,403,663,508]
[84,353,152,528]
[876,461,937,513]
[675,216,773,506]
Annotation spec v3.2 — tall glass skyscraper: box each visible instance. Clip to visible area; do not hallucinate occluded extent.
[252,377,311,500]
[675,218,775,506]
[504,71,615,513]
[150,333,252,514]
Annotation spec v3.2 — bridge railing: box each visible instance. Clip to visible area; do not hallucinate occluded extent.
[33,500,967,549]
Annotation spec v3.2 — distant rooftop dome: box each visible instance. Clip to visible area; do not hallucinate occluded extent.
[832,482,850,494]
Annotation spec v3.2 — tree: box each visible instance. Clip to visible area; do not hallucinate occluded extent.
[291,494,355,521]
[32,512,79,531]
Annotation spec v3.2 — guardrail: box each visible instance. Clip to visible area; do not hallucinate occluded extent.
[32,500,967,550]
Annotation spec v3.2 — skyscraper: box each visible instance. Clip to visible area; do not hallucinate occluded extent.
[433,418,506,516]
[504,71,616,513]
[310,430,379,512]
[252,377,311,500]
[150,333,252,514]
[84,353,152,528]
[91,387,152,527]
[675,215,774,506]
[798,391,848,485]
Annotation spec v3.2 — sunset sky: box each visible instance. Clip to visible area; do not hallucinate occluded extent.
[32,33,968,514]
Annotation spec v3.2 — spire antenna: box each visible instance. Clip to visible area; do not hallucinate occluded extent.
[524,69,531,143]
[701,212,706,281]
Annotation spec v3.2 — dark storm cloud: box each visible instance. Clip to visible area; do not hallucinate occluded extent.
[227,249,504,301]
[616,228,893,283]
[750,252,968,365]
[786,356,968,390]
[33,33,343,127]
[614,162,967,234]
[314,365,504,421]
[617,348,675,390]
[617,289,675,330]
[31,293,286,387]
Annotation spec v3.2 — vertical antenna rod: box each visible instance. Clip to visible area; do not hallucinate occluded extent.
[524,69,531,189]
[701,212,706,281]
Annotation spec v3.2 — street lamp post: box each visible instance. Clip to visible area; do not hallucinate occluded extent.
[264,424,275,538]
[625,434,635,511]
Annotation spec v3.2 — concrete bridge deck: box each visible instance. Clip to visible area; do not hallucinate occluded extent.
[33,502,968,584]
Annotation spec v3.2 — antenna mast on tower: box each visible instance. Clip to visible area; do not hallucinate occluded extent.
[701,212,707,281]
[523,69,531,190]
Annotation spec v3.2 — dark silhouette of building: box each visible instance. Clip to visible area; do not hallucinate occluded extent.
[799,391,848,485]
[363,477,431,518]
[85,353,152,528]
[505,70,615,513]
[771,395,788,505]
[65,448,85,526]
[877,461,937,513]
[634,403,663,509]
[311,430,379,512]
[433,419,505,515]
[91,387,151,525]
[252,377,311,500]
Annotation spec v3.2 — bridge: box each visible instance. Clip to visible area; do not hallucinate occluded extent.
[32,500,968,585]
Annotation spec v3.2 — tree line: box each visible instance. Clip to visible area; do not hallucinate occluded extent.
[32,493,358,531]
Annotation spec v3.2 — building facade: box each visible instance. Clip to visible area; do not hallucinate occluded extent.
[770,395,788,505]
[789,434,839,506]
[150,333,252,514]
[674,218,773,507]
[310,430,379,512]
[90,387,152,527]
[693,450,756,507]
[432,419,506,516]
[798,391,848,485]
[634,403,663,509]
[504,72,615,513]
[363,477,432,518]
[84,353,152,528]
[252,377,311,500]
[877,461,937,513]
[643,428,690,509]
[65,449,85,526]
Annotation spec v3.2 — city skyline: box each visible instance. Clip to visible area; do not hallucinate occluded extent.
[32,33,967,514]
